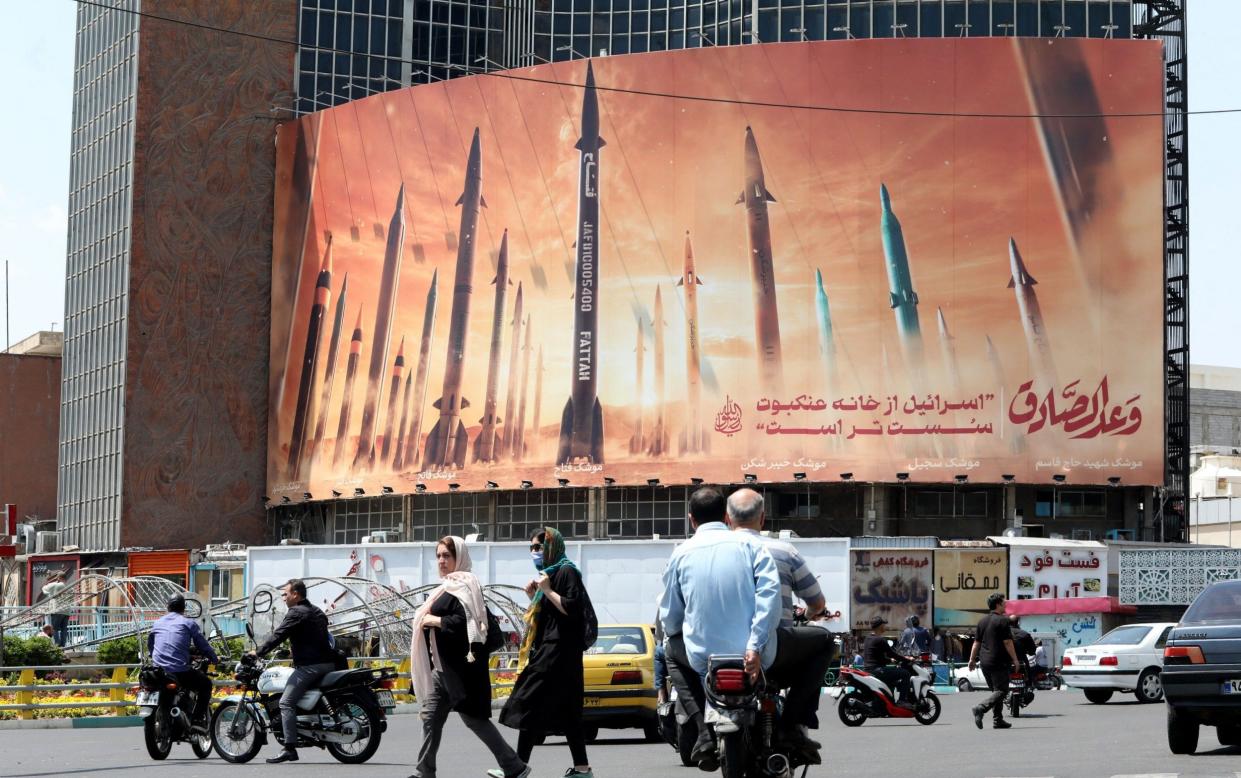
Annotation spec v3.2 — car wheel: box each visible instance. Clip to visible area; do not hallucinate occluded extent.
[1167,706,1199,755]
[1084,688,1114,704]
[957,678,973,692]
[1135,669,1163,703]
[1218,724,1241,748]
[643,723,663,743]
[582,725,599,744]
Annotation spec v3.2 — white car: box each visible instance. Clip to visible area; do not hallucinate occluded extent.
[1061,622,1176,704]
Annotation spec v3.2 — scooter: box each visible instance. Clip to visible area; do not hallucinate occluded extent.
[136,655,214,760]
[833,653,942,727]
[1007,667,1035,718]
[704,655,816,778]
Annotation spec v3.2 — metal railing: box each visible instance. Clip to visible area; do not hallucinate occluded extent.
[0,652,520,720]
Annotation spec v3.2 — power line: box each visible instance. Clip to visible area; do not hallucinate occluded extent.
[74,0,1240,120]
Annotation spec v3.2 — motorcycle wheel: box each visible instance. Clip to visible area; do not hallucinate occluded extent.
[837,692,868,727]
[325,694,383,764]
[144,707,173,760]
[677,718,699,767]
[914,692,941,725]
[190,730,213,759]
[1009,693,1021,719]
[212,701,263,764]
[718,731,747,778]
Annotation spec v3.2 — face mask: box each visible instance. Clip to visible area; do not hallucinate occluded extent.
[531,551,546,571]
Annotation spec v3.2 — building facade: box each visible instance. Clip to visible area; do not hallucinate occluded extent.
[1,334,63,524]
[59,1,296,551]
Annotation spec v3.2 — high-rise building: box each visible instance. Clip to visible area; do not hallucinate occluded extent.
[59,1,297,551]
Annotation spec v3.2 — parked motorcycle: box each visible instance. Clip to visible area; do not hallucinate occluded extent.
[136,656,214,760]
[704,655,816,778]
[834,653,941,727]
[211,627,397,764]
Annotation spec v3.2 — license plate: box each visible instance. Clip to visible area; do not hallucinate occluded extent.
[1077,655,1094,662]
[136,691,159,706]
[376,690,395,708]
[1010,680,1025,688]
[584,697,602,707]
[1221,680,1241,695]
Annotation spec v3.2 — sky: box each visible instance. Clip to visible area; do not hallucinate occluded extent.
[1,1,1238,369]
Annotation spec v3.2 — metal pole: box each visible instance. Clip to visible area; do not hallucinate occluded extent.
[4,260,8,353]
[1229,496,1233,548]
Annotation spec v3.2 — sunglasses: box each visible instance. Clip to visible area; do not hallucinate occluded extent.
[530,543,543,552]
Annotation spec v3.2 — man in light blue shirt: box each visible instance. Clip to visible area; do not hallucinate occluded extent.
[660,487,780,769]
[148,596,219,732]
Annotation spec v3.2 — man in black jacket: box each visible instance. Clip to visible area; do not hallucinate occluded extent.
[251,579,338,764]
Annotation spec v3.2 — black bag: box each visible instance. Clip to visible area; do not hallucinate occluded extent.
[483,608,505,655]
[581,589,599,649]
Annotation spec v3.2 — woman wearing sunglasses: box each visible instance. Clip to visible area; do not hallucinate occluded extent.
[496,527,594,778]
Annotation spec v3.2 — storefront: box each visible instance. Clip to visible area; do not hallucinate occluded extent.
[1006,596,1136,667]
[127,549,190,589]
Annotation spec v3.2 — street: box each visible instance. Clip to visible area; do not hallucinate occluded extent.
[3,690,1240,778]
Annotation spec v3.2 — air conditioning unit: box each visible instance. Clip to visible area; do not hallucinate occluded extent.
[16,524,37,554]
[36,531,60,554]
[362,530,400,543]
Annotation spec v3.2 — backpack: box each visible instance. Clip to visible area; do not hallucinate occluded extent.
[581,588,599,649]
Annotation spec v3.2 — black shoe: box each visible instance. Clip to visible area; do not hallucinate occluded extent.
[691,736,718,772]
[266,749,299,763]
[994,719,1012,730]
[972,706,984,730]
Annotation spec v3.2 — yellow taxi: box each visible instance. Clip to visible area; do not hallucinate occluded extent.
[581,623,661,742]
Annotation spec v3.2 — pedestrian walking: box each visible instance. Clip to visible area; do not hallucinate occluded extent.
[498,527,594,778]
[410,536,529,778]
[41,572,70,647]
[968,593,1021,730]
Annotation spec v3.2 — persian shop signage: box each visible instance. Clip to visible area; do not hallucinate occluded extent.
[1011,546,1105,599]
[850,550,933,631]
[933,549,1007,625]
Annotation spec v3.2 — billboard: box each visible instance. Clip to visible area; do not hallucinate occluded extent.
[1000,538,1107,600]
[849,549,932,631]
[268,38,1165,499]
[933,548,1007,627]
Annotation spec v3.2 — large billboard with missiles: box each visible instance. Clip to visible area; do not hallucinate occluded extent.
[268,38,1165,499]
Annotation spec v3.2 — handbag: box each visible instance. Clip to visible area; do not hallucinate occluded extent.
[483,608,505,655]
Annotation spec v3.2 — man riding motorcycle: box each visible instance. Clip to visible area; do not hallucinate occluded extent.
[728,488,831,759]
[659,487,781,771]
[147,595,219,733]
[249,578,339,764]
[861,616,915,709]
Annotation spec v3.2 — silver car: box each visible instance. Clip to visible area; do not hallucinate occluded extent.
[1163,579,1241,754]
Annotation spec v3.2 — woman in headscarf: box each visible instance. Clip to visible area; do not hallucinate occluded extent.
[496,527,593,778]
[409,536,529,778]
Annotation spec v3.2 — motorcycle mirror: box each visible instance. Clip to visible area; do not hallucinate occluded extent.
[245,622,255,641]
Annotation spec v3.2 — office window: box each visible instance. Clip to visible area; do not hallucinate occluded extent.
[497,489,590,540]
[411,492,486,541]
[332,496,405,544]
[605,486,690,538]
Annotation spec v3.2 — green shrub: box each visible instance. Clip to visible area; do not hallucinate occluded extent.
[96,635,140,666]
[1,634,66,670]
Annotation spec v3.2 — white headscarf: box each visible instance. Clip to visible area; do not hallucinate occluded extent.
[410,536,490,704]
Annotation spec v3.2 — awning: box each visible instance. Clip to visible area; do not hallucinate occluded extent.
[1005,596,1135,616]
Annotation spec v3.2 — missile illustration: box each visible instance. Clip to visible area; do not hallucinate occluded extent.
[531,345,544,459]
[628,315,647,454]
[986,333,1024,454]
[392,369,413,471]
[310,264,348,471]
[678,232,707,455]
[379,337,405,463]
[503,283,524,460]
[880,183,925,377]
[288,241,333,480]
[402,270,438,469]
[936,306,963,397]
[354,185,407,469]
[814,268,838,391]
[647,285,669,457]
[424,128,485,469]
[514,314,532,461]
[473,229,511,463]
[737,126,785,399]
[1007,238,1058,388]
[332,306,364,466]
[557,61,606,465]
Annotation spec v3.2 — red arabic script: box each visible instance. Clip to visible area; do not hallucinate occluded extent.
[1007,377,1141,439]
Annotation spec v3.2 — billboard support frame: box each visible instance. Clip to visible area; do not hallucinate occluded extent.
[1134,0,1188,543]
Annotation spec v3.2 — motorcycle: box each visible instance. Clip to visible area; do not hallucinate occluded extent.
[703,654,816,778]
[833,653,941,727]
[211,627,397,764]
[658,685,701,768]
[136,655,214,760]
[1007,667,1034,718]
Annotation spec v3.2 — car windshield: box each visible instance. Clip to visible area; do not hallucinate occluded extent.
[1090,626,1150,646]
[1182,581,1241,624]
[585,627,647,655]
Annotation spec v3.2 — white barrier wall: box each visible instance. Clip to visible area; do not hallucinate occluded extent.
[248,537,851,630]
